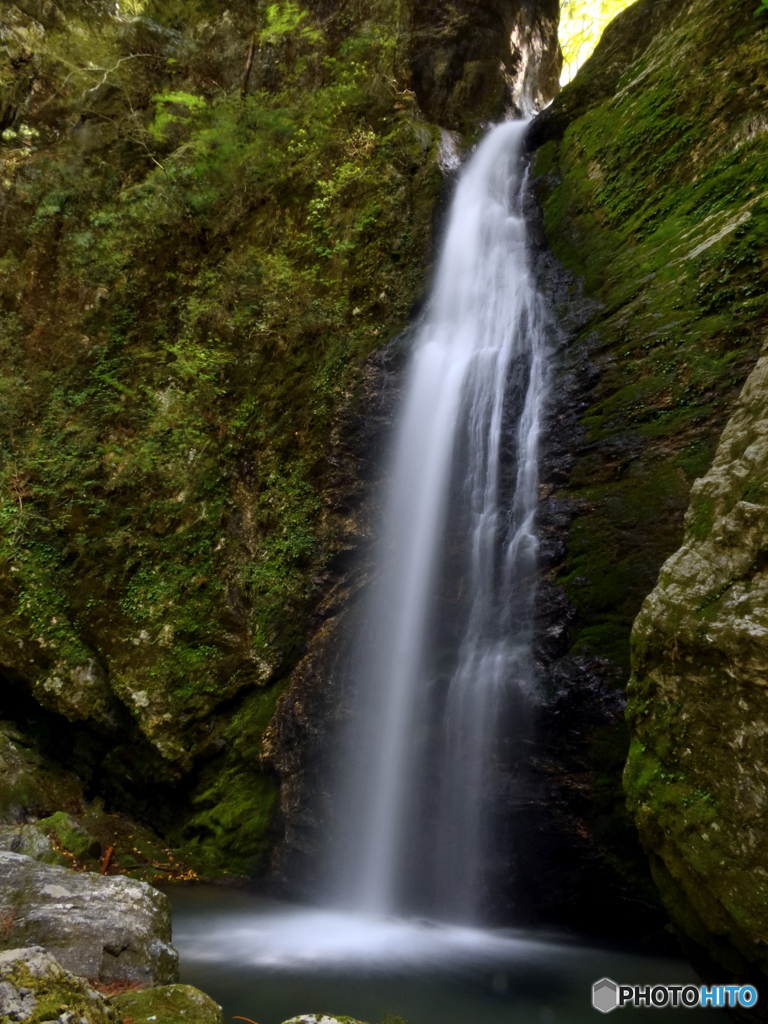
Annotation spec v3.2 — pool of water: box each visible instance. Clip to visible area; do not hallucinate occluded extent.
[166,887,720,1024]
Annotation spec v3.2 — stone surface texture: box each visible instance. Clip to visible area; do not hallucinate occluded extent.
[626,345,768,987]
[0,946,116,1024]
[0,854,178,985]
[0,826,60,865]
[409,0,561,128]
[522,0,768,942]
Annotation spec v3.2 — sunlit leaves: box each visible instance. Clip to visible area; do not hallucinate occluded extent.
[559,0,636,84]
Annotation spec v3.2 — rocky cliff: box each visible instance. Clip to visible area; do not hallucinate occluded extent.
[8,0,767,972]
[523,0,768,939]
[0,0,560,879]
[626,345,768,989]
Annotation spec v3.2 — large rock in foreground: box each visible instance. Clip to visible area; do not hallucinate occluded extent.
[0,946,116,1024]
[626,346,768,985]
[0,853,178,985]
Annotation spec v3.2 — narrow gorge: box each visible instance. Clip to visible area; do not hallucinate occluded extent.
[1,0,768,1019]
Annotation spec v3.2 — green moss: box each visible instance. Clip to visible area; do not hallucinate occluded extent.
[539,0,768,679]
[0,0,445,872]
[37,811,101,860]
[532,140,559,180]
[0,960,115,1024]
[589,722,660,903]
[110,985,221,1024]
[0,723,86,824]
[174,767,279,878]
[687,495,715,541]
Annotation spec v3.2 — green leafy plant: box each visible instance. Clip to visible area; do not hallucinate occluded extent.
[756,0,768,15]
[262,1,322,45]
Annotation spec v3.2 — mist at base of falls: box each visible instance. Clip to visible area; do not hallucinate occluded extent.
[325,119,548,924]
[168,888,712,1024]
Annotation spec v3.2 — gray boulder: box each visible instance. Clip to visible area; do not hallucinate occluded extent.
[0,945,116,1024]
[0,852,178,985]
[0,825,61,864]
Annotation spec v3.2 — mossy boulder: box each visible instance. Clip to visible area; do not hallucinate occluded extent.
[36,813,101,862]
[110,985,222,1024]
[0,946,117,1024]
[0,824,64,866]
[626,346,768,986]
[0,853,178,985]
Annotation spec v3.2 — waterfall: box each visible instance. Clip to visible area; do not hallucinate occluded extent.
[329,120,548,923]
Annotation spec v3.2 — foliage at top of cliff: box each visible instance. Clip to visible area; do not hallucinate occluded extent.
[558,0,635,84]
[0,0,443,874]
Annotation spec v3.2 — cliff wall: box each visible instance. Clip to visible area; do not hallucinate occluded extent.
[627,345,768,992]
[525,0,768,937]
[0,0,560,879]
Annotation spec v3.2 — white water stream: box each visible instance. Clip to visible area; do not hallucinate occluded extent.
[169,121,710,1024]
[330,120,549,921]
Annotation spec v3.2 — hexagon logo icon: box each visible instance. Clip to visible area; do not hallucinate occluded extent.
[593,978,619,1013]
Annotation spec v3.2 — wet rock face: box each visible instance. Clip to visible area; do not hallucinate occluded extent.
[262,329,415,890]
[521,0,768,942]
[0,853,178,985]
[626,348,768,989]
[501,190,667,939]
[409,0,561,128]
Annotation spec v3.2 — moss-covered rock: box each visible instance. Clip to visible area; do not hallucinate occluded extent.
[37,813,101,861]
[0,823,64,865]
[0,946,117,1024]
[532,0,768,677]
[0,0,446,876]
[0,0,561,879]
[626,345,768,986]
[0,722,85,826]
[524,0,768,924]
[110,985,221,1024]
[0,853,178,985]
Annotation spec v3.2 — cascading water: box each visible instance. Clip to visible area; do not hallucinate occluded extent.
[330,119,549,922]
[170,118,707,1024]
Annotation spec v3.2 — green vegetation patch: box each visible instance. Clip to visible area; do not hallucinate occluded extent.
[110,985,222,1024]
[0,0,443,872]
